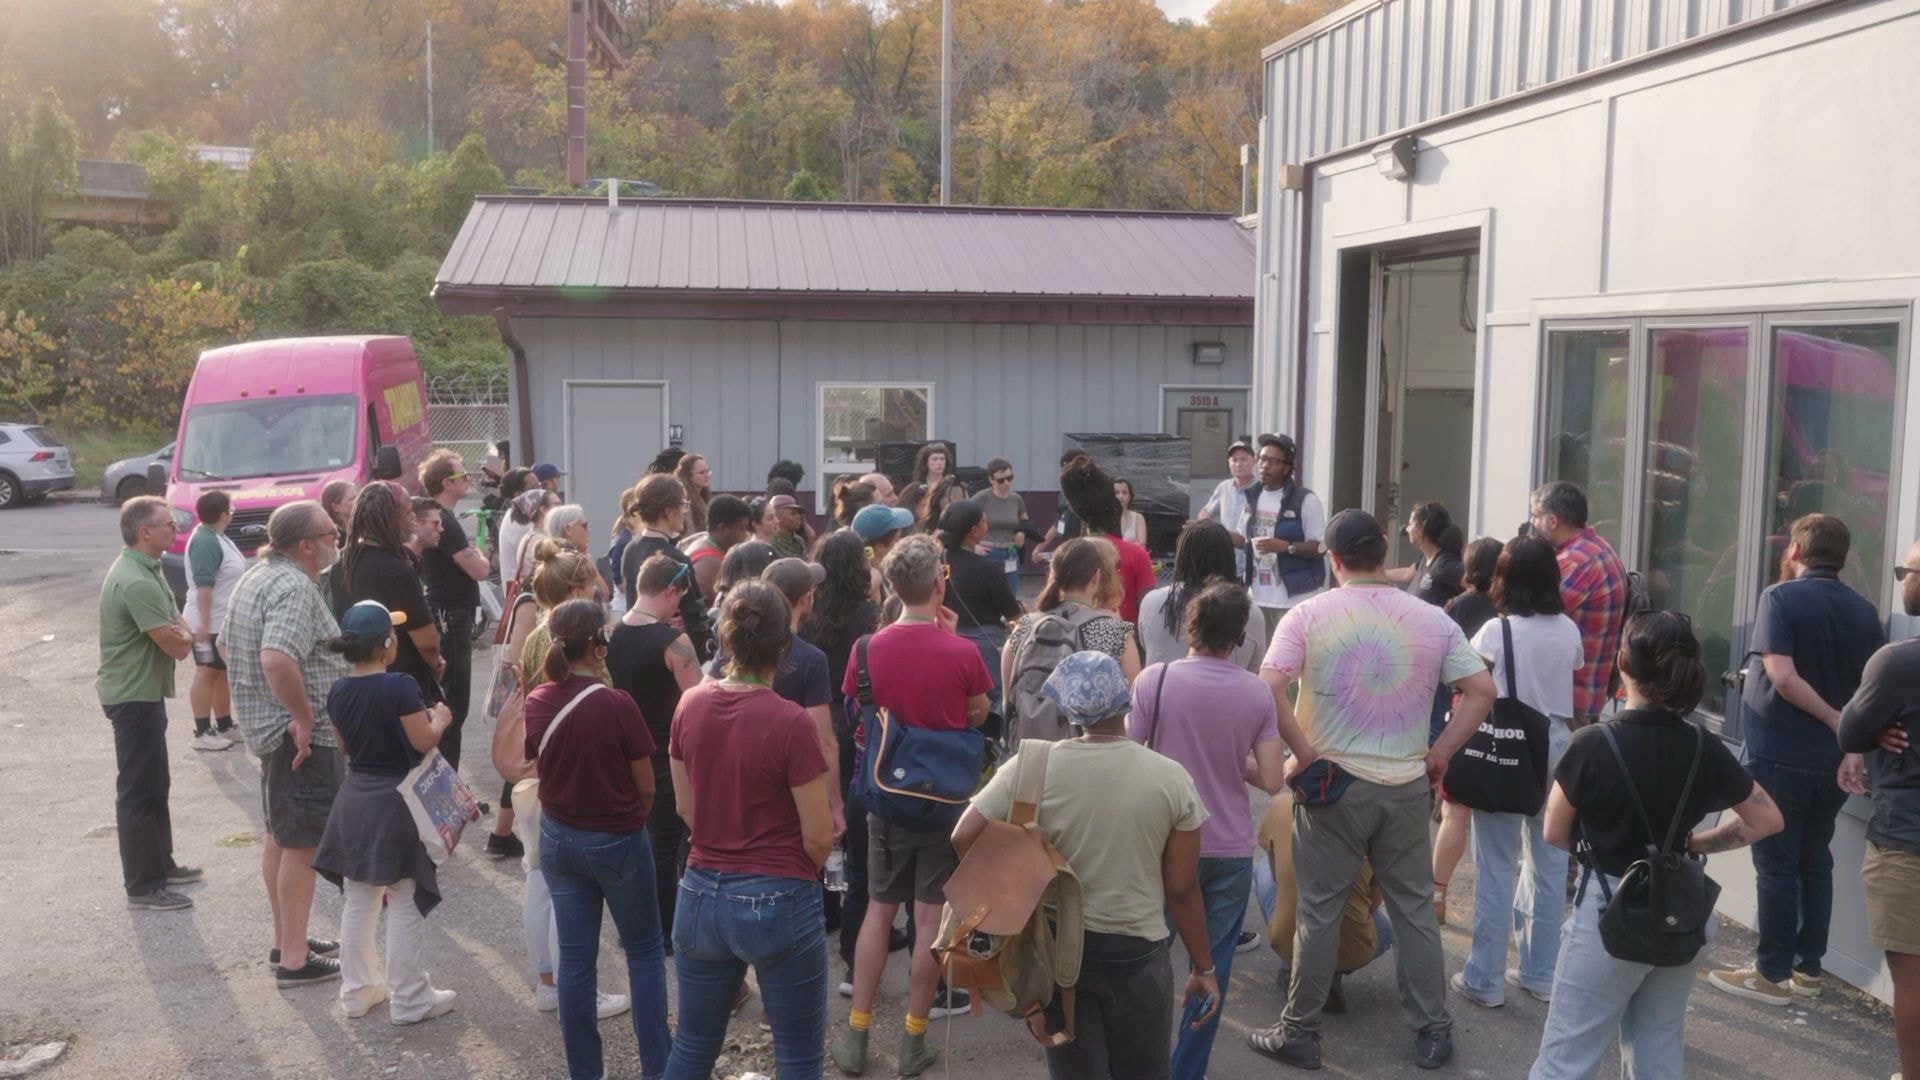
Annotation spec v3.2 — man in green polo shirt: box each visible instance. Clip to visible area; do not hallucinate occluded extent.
[98,496,199,910]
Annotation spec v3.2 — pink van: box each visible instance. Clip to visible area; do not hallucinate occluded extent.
[158,336,432,598]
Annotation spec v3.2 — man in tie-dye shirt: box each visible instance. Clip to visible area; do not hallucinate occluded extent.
[1247,509,1496,1074]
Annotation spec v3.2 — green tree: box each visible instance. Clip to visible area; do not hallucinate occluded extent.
[0,96,78,265]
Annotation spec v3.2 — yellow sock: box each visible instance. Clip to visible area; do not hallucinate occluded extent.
[904,1014,929,1037]
[848,1008,871,1032]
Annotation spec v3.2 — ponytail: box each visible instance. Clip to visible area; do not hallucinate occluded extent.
[541,598,609,685]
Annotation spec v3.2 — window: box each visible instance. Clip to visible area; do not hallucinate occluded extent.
[1542,329,1630,549]
[818,384,932,476]
[1643,327,1749,715]
[178,395,360,481]
[1540,311,1908,729]
[1760,322,1901,606]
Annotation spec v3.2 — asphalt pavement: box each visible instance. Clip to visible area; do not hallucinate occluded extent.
[0,500,1901,1079]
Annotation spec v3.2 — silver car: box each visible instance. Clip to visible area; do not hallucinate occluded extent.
[0,422,76,509]
[102,442,175,505]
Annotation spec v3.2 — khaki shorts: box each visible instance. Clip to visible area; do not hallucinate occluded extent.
[867,814,958,906]
[1862,841,1920,955]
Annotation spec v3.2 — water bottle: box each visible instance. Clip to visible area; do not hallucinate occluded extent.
[824,845,848,892]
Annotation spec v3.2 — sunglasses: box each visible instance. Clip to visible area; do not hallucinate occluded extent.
[1896,566,1918,582]
[992,474,1013,484]
[669,561,692,588]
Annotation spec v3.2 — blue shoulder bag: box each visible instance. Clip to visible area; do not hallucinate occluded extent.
[849,635,988,831]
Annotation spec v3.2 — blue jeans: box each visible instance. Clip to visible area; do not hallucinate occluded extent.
[667,868,827,1080]
[1745,755,1851,983]
[1531,873,1703,1080]
[1168,856,1253,1080]
[541,817,672,1080]
[1461,718,1571,1001]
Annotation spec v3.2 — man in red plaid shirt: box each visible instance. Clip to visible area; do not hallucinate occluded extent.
[1530,481,1629,726]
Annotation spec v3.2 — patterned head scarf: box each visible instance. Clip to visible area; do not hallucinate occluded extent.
[1041,650,1132,728]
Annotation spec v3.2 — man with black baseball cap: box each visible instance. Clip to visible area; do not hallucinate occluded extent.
[1249,508,1497,1072]
[1198,439,1257,525]
[1235,434,1327,647]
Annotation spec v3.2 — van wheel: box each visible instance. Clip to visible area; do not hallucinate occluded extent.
[0,472,19,509]
[116,476,147,504]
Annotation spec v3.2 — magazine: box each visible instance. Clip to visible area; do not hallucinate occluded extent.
[398,749,482,865]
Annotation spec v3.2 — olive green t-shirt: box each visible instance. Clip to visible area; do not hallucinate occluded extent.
[971,738,1207,941]
[97,548,179,705]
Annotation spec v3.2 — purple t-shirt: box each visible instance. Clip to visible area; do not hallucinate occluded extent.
[1127,656,1279,858]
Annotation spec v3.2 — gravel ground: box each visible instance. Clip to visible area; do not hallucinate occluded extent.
[0,501,1900,1079]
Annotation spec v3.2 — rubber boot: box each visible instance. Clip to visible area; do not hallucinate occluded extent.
[829,1025,869,1076]
[897,1029,940,1078]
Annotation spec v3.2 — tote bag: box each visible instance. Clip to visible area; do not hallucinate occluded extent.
[1443,617,1551,815]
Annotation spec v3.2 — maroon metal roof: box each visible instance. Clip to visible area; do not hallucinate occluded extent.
[434,197,1255,305]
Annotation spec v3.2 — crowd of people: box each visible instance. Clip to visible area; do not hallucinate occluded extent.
[92,436,1919,1080]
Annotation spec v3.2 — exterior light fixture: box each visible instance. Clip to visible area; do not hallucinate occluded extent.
[1193,342,1226,365]
[1373,136,1417,181]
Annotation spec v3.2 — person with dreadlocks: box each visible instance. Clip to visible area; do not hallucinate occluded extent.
[330,481,444,708]
[1138,520,1265,672]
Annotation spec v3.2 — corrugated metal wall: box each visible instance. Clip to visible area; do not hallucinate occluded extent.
[514,317,1251,506]
[1252,0,1821,436]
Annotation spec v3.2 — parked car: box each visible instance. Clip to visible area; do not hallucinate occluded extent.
[0,422,76,509]
[103,443,175,505]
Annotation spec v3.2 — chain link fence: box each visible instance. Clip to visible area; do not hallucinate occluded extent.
[425,373,509,466]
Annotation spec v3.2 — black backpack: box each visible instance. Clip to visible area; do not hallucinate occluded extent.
[1582,721,1721,967]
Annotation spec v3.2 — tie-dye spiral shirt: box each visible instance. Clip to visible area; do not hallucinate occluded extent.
[1262,583,1485,785]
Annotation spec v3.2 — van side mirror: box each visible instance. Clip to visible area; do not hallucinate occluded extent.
[371,445,402,481]
[146,461,169,497]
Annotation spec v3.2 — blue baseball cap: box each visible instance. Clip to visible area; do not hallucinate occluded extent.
[338,600,405,646]
[532,462,566,482]
[1041,650,1133,727]
[851,503,915,542]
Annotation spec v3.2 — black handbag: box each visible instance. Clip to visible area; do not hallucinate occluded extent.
[1443,618,1551,815]
[1586,721,1721,967]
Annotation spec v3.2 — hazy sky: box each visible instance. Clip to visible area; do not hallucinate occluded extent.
[1154,0,1216,23]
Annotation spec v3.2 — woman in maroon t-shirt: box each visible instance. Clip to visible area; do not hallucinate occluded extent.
[667,580,834,1078]
[522,599,669,1080]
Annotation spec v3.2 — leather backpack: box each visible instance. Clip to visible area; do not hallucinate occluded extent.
[934,740,1085,1046]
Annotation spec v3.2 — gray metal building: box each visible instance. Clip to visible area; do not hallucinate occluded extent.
[435,197,1255,527]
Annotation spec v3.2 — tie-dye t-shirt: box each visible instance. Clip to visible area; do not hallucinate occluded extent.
[1262,583,1485,785]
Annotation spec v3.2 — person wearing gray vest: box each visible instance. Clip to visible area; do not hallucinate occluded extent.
[1235,434,1328,646]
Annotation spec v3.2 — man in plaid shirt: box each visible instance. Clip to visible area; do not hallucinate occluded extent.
[1530,481,1628,726]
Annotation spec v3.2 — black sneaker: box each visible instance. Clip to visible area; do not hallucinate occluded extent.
[928,986,971,1019]
[165,865,204,885]
[127,889,193,911]
[275,955,342,988]
[888,927,911,953]
[1414,1025,1454,1070]
[1248,1024,1321,1070]
[269,938,341,966]
[1236,929,1262,953]
[485,831,525,859]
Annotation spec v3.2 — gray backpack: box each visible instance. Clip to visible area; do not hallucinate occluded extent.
[1006,604,1107,744]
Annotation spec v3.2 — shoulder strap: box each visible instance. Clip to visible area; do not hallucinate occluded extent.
[1146,662,1170,750]
[1500,617,1519,703]
[1664,722,1707,853]
[1010,739,1053,828]
[1597,724,1660,851]
[537,682,606,756]
[854,635,874,708]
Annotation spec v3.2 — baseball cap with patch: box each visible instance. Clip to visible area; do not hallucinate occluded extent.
[338,600,406,647]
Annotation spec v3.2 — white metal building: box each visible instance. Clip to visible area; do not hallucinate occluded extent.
[1252,0,1917,1001]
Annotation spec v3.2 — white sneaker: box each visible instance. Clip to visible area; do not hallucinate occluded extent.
[535,983,558,1012]
[192,731,232,752]
[535,983,629,1019]
[838,979,854,998]
[596,991,630,1019]
[392,988,457,1025]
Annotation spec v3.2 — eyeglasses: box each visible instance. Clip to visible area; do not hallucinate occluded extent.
[144,519,178,532]
[307,529,339,543]
[1896,566,1918,582]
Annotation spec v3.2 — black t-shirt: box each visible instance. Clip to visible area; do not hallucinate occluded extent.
[1554,708,1754,876]
[334,546,443,705]
[621,533,712,659]
[606,620,688,750]
[944,547,1023,630]
[421,506,479,610]
[1407,550,1465,608]
[327,672,428,777]
[1445,589,1498,642]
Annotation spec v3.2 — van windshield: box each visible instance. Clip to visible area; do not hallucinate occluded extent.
[178,395,359,481]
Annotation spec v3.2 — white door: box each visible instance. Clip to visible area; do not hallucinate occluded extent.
[565,381,666,534]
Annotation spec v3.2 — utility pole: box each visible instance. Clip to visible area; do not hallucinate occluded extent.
[1239,143,1251,217]
[566,0,588,188]
[939,0,951,205]
[425,16,435,154]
